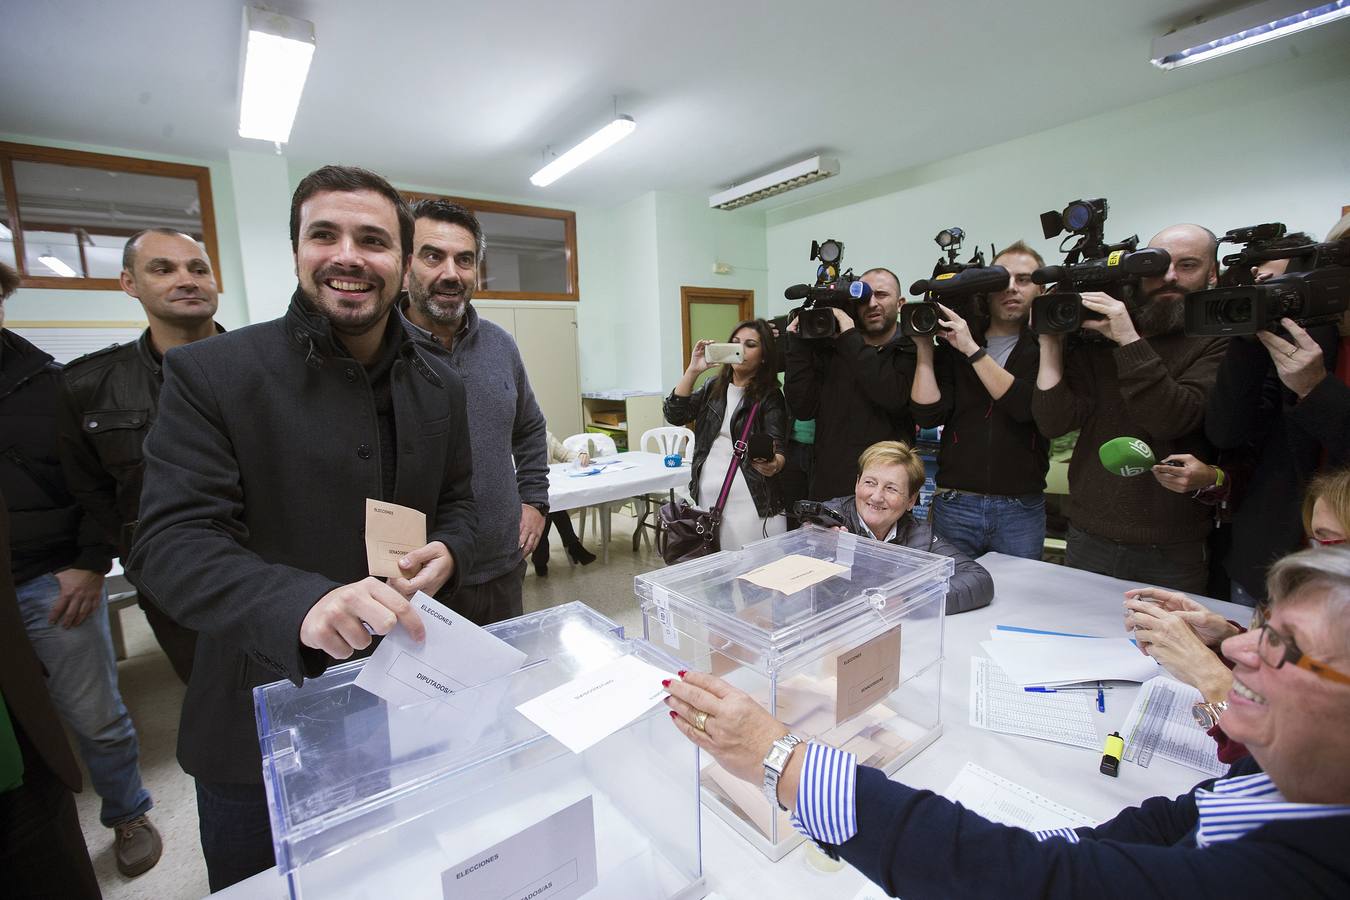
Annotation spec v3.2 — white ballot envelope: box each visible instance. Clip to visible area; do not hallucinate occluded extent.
[355,591,526,708]
[515,654,675,754]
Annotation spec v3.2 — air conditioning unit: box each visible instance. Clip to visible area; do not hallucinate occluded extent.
[709,156,839,210]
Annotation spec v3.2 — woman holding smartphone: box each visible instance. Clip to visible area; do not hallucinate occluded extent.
[663,320,788,550]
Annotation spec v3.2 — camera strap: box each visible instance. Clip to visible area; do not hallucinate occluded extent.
[711,399,762,520]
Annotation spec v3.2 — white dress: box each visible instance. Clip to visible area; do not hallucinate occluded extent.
[697,383,787,551]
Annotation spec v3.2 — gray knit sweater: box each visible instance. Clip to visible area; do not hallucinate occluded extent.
[406,301,549,585]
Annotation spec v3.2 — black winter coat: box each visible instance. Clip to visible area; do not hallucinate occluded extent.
[126,296,477,783]
[663,379,787,518]
[784,329,916,501]
[0,330,111,583]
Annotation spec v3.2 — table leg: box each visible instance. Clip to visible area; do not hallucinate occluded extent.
[601,502,611,564]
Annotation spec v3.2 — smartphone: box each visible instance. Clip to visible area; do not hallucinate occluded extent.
[705,342,744,365]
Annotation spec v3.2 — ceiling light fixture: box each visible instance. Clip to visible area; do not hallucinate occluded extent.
[1151,0,1350,70]
[530,115,636,187]
[238,6,316,144]
[709,156,840,210]
[39,255,78,277]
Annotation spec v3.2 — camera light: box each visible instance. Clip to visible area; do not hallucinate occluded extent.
[935,227,964,249]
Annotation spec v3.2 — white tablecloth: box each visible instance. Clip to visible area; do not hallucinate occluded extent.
[215,553,1251,899]
[547,451,690,512]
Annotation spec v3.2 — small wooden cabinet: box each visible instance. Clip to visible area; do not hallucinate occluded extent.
[581,391,665,451]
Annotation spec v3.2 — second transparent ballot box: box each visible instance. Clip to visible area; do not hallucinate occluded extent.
[255,601,705,900]
[635,527,950,859]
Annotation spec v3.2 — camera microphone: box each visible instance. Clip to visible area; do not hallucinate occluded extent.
[784,283,812,301]
[784,280,873,303]
[909,265,1010,298]
[1098,436,1157,477]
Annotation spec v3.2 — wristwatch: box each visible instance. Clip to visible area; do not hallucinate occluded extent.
[762,733,804,811]
[1192,700,1228,729]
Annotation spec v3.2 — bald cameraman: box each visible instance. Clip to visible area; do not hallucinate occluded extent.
[1033,224,1227,593]
[784,268,916,501]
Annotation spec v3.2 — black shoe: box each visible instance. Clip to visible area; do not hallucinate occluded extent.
[567,545,597,566]
[535,562,548,577]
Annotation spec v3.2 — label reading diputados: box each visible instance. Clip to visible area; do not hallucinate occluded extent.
[441,796,597,900]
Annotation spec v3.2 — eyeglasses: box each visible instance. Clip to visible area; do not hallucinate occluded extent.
[1253,623,1350,687]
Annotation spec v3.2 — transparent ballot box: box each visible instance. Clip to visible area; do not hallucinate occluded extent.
[254,601,704,900]
[635,527,950,860]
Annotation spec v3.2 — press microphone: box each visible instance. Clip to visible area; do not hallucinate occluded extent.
[1098,436,1156,477]
[783,280,873,303]
[784,283,811,301]
[909,265,1011,298]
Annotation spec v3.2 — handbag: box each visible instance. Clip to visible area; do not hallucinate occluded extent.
[656,398,762,565]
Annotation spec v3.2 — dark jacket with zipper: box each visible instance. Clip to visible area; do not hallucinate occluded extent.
[910,329,1049,495]
[0,330,112,584]
[663,379,788,518]
[784,328,917,501]
[57,325,223,558]
[821,495,993,614]
[126,293,477,783]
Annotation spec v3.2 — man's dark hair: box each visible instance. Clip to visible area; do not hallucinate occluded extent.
[409,198,486,259]
[860,267,902,294]
[0,261,20,299]
[290,165,414,258]
[121,227,201,272]
[993,239,1046,269]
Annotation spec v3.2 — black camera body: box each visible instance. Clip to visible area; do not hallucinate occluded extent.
[1030,197,1167,335]
[1184,223,1350,337]
[902,228,1009,337]
[785,238,874,340]
[792,500,848,529]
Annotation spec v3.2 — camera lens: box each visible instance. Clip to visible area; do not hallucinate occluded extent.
[1064,202,1093,233]
[908,304,938,335]
[1046,297,1080,331]
[1217,297,1253,325]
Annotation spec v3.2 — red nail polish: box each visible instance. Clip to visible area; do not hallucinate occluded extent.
[669,710,678,720]
[677,670,687,678]
[661,679,671,688]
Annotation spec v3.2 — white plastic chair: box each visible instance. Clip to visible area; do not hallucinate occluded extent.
[560,432,620,551]
[632,426,695,551]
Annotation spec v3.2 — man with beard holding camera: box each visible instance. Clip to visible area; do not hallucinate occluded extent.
[784,268,916,501]
[910,241,1049,559]
[1033,224,1227,593]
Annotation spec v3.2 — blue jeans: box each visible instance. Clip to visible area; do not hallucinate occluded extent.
[15,573,151,827]
[932,490,1046,560]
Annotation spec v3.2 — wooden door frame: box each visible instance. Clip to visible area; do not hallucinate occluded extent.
[680,286,755,362]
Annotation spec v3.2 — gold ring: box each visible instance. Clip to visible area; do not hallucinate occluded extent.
[693,710,709,732]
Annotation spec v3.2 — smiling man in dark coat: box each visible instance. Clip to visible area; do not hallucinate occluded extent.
[126,166,477,891]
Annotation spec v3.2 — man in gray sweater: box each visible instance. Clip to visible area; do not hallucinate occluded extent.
[402,199,549,624]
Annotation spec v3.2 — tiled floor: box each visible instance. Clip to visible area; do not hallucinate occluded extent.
[77,507,661,899]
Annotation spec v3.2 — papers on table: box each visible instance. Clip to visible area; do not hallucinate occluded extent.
[944,762,1096,831]
[516,654,675,754]
[980,629,1161,687]
[736,554,848,594]
[1120,676,1228,777]
[354,591,527,708]
[970,656,1101,751]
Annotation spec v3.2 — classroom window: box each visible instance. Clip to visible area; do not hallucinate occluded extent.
[0,142,221,290]
[404,192,578,300]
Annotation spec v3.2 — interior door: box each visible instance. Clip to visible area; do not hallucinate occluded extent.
[680,287,755,393]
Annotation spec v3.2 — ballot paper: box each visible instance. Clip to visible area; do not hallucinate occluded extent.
[354,591,526,708]
[943,762,1096,831]
[980,633,1161,687]
[736,554,848,594]
[364,498,427,577]
[516,654,674,754]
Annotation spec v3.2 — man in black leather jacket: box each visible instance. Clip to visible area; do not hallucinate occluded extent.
[58,228,224,683]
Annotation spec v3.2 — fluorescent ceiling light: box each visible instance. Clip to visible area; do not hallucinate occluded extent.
[709,156,840,210]
[1151,0,1350,70]
[39,255,78,277]
[530,115,636,187]
[238,7,316,143]
[0,222,11,240]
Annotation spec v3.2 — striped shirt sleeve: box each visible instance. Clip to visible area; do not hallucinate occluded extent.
[1031,826,1082,843]
[789,742,859,845]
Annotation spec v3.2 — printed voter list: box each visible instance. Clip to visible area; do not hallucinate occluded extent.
[355,591,526,707]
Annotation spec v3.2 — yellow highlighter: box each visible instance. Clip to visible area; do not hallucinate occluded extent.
[1100,731,1124,777]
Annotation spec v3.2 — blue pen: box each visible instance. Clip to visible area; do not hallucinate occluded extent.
[1024,687,1057,693]
[1097,686,1106,712]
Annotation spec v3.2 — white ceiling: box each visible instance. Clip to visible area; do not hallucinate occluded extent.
[3,0,1347,211]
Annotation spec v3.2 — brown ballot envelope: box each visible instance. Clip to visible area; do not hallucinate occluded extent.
[835,625,902,726]
[365,498,427,577]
